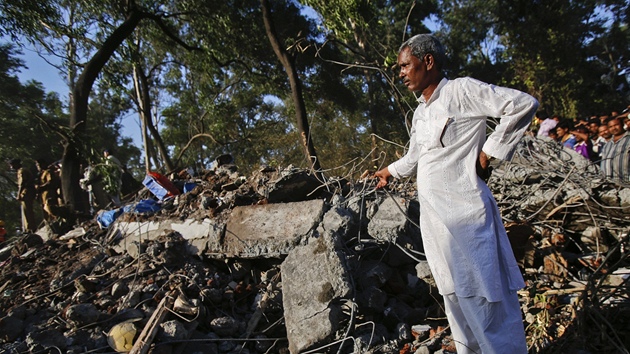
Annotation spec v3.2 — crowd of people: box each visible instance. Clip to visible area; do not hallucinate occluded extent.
[5,149,138,236]
[532,107,630,181]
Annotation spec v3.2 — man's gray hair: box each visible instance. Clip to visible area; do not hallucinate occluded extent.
[400,34,446,70]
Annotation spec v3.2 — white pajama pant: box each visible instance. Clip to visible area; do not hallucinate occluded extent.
[443,289,527,354]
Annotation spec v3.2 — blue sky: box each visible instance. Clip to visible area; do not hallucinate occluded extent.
[15,45,144,148]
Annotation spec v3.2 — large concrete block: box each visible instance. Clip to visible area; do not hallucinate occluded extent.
[281,233,352,354]
[224,199,325,258]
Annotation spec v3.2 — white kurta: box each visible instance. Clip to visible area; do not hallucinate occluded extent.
[389,77,538,302]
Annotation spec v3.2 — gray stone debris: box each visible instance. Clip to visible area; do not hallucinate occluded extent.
[65,303,102,327]
[2,152,629,354]
[25,329,67,352]
[224,199,325,258]
[281,231,352,353]
[210,316,241,337]
[159,319,189,341]
[368,195,410,243]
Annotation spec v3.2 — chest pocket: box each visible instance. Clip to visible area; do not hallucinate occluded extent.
[416,115,460,150]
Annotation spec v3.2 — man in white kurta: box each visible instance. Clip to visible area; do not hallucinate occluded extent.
[375,34,539,354]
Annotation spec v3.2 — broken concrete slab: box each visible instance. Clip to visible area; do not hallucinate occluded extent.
[281,233,352,354]
[111,218,223,258]
[112,200,326,259]
[224,199,325,258]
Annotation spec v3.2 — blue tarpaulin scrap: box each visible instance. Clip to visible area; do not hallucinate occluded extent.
[96,199,162,228]
[143,175,170,200]
[132,199,161,213]
[96,208,124,229]
[183,182,197,193]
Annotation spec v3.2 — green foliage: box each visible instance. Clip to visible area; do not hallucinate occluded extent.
[0,43,66,232]
[435,0,630,118]
[299,0,436,174]
[93,160,121,195]
[2,0,629,190]
[0,0,62,39]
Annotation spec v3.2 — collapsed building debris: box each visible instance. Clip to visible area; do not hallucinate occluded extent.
[0,137,629,354]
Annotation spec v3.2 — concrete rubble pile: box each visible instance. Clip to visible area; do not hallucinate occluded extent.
[487,136,630,353]
[0,136,629,354]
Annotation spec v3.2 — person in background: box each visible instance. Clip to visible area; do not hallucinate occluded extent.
[373,34,538,354]
[619,107,630,131]
[102,149,123,206]
[9,158,36,233]
[600,117,630,182]
[555,119,577,149]
[537,114,560,138]
[80,162,110,215]
[104,148,141,200]
[614,105,629,120]
[588,118,600,137]
[598,124,612,143]
[575,116,589,128]
[35,158,61,221]
[104,149,123,169]
[588,118,606,159]
[50,160,64,206]
[571,126,594,161]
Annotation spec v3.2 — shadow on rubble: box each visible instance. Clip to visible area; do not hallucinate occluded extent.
[1,144,629,354]
[0,165,455,354]
[493,136,630,354]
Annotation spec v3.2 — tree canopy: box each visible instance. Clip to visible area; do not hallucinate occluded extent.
[0,0,628,228]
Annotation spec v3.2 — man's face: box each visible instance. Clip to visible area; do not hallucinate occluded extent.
[556,126,569,138]
[599,125,611,139]
[607,119,624,137]
[588,122,599,135]
[398,47,430,93]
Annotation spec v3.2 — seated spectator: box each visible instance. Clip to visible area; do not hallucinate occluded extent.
[600,117,630,182]
[555,120,577,149]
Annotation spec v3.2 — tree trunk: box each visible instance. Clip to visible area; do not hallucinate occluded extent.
[135,64,175,172]
[260,0,322,176]
[365,71,379,168]
[61,9,145,212]
[133,64,154,173]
